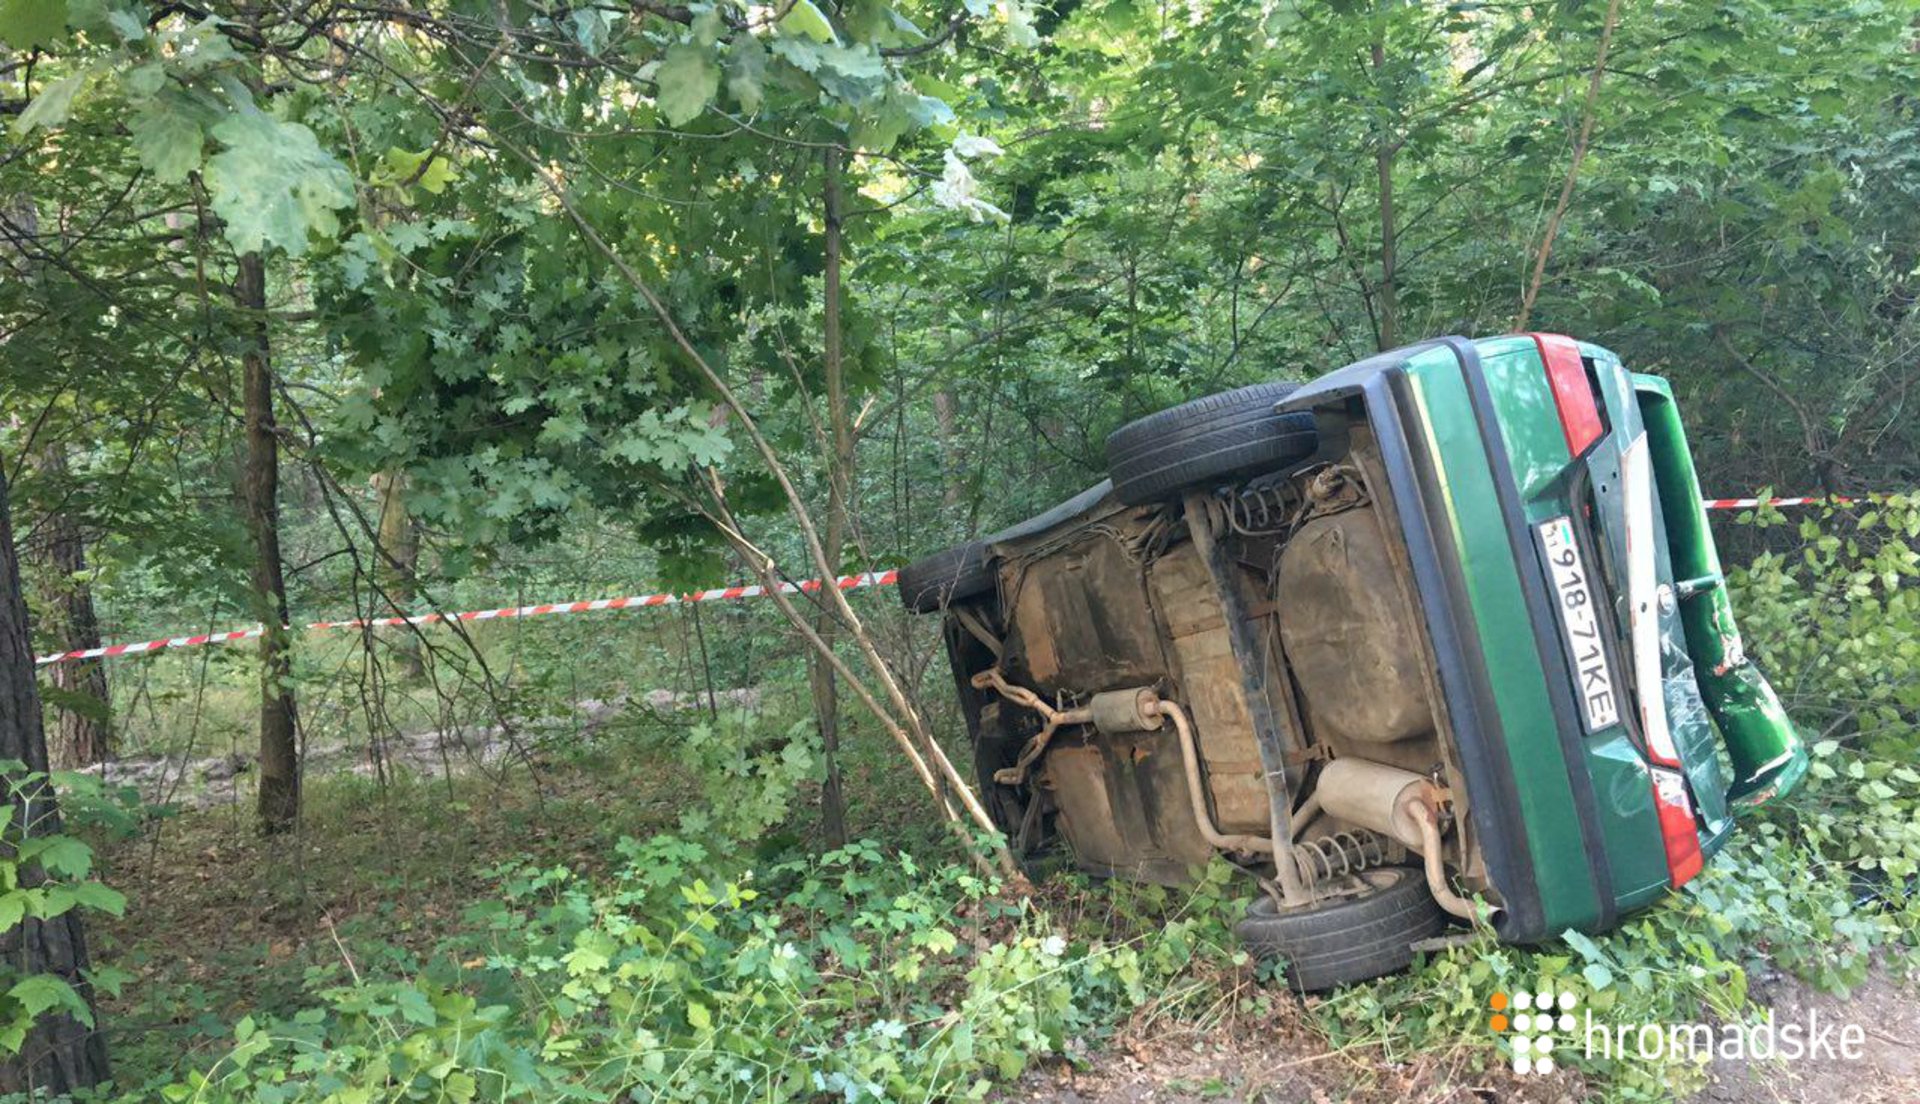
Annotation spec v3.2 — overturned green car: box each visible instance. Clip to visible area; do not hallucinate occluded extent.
[901,334,1807,989]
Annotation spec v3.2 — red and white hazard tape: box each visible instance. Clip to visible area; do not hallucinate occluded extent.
[24,491,1894,668]
[33,570,898,667]
[1699,495,1856,511]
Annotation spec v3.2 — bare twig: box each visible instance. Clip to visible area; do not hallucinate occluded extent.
[1516,0,1625,332]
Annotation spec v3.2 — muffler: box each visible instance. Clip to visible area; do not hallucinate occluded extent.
[1313,758,1431,849]
[1314,758,1477,919]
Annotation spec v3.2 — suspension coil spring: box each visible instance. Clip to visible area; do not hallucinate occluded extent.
[1287,829,1387,888]
[1222,483,1295,536]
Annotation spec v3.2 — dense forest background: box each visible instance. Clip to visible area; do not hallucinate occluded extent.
[2,0,1920,1101]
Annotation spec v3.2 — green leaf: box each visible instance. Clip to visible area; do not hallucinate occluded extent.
[416,156,455,194]
[726,34,766,115]
[8,974,88,1024]
[29,885,76,919]
[66,881,124,917]
[393,987,436,1026]
[779,0,839,44]
[0,892,26,931]
[563,929,615,976]
[84,966,132,999]
[0,0,67,49]
[205,111,355,256]
[380,147,456,194]
[25,836,91,879]
[1560,928,1605,963]
[656,43,720,127]
[11,69,88,135]
[687,1000,712,1030]
[120,61,165,97]
[131,105,205,183]
[171,17,238,69]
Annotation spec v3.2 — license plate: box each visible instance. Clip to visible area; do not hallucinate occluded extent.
[1538,516,1620,732]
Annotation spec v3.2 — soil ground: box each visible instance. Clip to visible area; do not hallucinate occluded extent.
[998,964,1920,1104]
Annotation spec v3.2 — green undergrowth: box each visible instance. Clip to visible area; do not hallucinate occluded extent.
[1315,501,1920,1102]
[1317,780,1920,1103]
[25,504,1920,1103]
[99,835,1245,1103]
[85,733,1915,1104]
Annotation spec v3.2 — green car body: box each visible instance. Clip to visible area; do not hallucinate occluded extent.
[1282,335,1806,940]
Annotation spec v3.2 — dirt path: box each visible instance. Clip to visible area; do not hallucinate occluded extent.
[1693,965,1920,1104]
[1004,964,1920,1104]
[1003,1018,1584,1104]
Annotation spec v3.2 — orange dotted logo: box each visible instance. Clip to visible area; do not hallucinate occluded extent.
[1486,986,1580,1075]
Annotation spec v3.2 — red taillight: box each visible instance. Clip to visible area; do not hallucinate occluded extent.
[1530,333,1604,457]
[1650,768,1706,886]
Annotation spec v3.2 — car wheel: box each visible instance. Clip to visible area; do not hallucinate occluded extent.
[898,540,995,614]
[1235,865,1448,991]
[1104,382,1315,506]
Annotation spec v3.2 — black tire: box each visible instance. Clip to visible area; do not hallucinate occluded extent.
[898,540,995,614]
[1235,866,1448,992]
[1105,383,1316,506]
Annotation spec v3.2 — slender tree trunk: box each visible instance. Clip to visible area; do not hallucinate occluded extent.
[1371,39,1398,352]
[0,464,111,1094]
[373,471,423,679]
[0,193,108,767]
[33,448,110,768]
[236,252,300,834]
[809,146,852,848]
[529,157,1020,880]
[1515,0,1624,332]
[933,389,963,508]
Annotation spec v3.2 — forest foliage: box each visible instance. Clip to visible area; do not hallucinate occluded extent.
[2,0,1920,1099]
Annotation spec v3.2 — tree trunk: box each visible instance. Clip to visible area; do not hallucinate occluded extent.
[535,164,1021,880]
[33,448,110,769]
[809,146,853,848]
[236,252,300,835]
[1372,39,1398,352]
[933,389,963,508]
[373,471,423,679]
[0,464,111,1094]
[1514,0,1624,333]
[0,191,108,768]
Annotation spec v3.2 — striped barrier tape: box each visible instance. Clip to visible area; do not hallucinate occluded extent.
[33,570,899,667]
[24,493,1893,667]
[1699,495,1856,511]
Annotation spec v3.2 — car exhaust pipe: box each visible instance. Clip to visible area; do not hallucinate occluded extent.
[968,668,1315,902]
[1148,699,1278,858]
[1314,757,1477,920]
[1407,798,1478,920]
